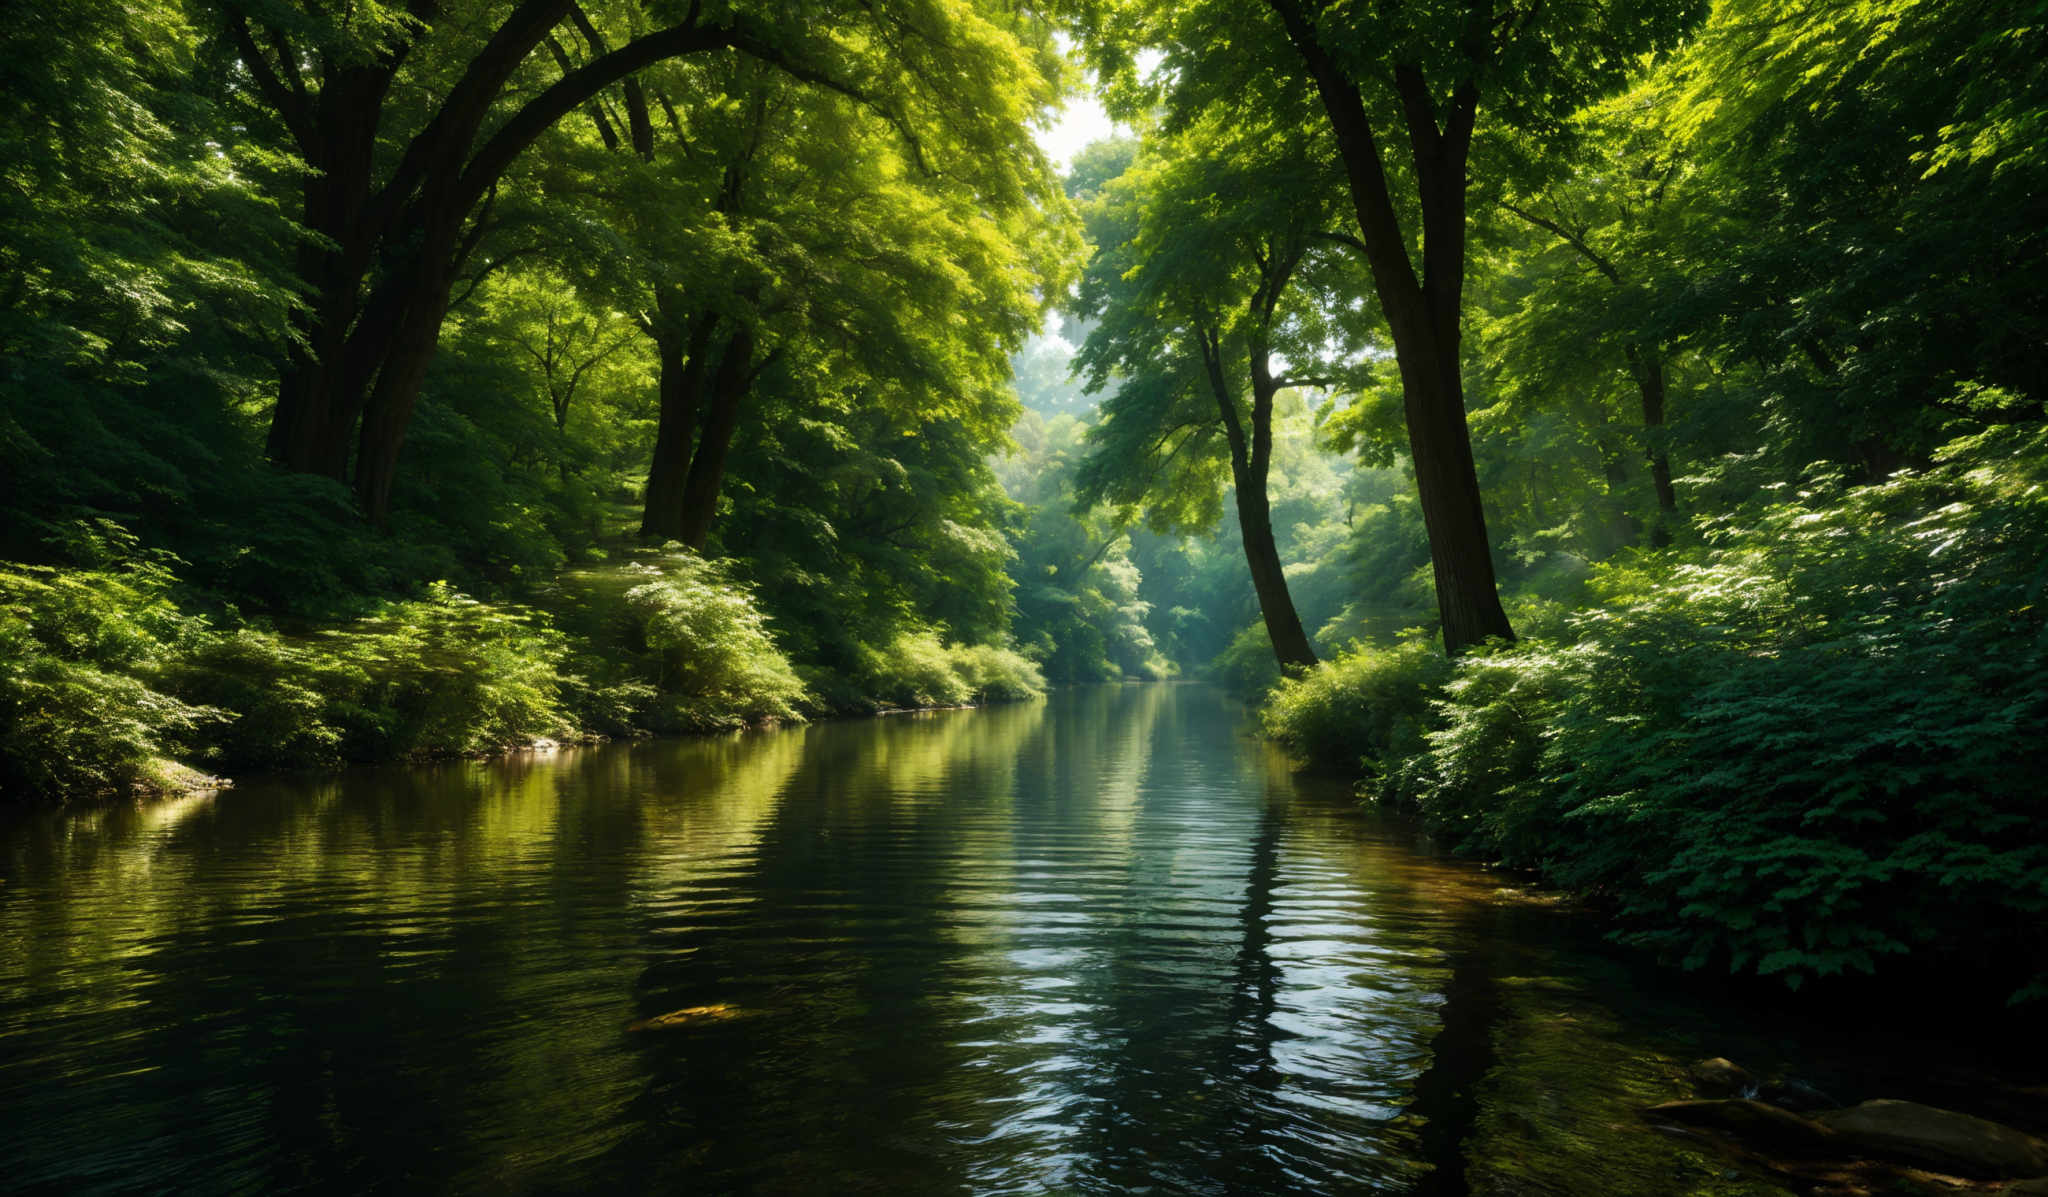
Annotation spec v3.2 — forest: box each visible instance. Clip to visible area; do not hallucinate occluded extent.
[2,0,2044,1001]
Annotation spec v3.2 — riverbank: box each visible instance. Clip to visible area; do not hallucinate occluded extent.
[1259,427,2048,1005]
[0,536,1045,807]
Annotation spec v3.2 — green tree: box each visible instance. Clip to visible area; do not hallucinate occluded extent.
[1071,119,1369,671]
[1491,107,1687,544]
[1,0,293,557]
[221,0,1066,522]
[1630,0,2047,475]
[515,18,1072,549]
[1089,0,1702,652]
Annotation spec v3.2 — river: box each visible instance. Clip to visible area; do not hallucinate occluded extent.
[0,684,2036,1194]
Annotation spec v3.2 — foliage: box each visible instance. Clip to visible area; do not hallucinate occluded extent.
[1262,638,1450,798]
[949,643,1049,704]
[1266,429,2048,994]
[1000,412,1173,683]
[271,585,575,761]
[619,555,808,732]
[0,524,578,799]
[858,630,977,710]
[1633,0,2048,466]
[851,630,1047,711]
[3,533,831,797]
[0,527,220,801]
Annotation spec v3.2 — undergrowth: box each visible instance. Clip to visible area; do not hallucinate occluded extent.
[1,536,1044,804]
[1264,427,2048,997]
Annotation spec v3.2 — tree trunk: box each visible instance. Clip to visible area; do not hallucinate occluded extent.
[677,323,755,552]
[265,64,393,483]
[352,278,453,523]
[241,5,749,516]
[640,310,718,541]
[1384,302,1513,655]
[1234,482,1318,672]
[1266,2,1514,655]
[349,169,475,523]
[1204,328,1318,672]
[1624,343,1677,545]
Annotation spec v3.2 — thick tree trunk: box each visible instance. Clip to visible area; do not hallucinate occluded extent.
[241,4,746,518]
[640,310,718,541]
[1266,2,1513,655]
[677,323,755,552]
[349,171,475,523]
[1384,305,1513,654]
[266,65,392,483]
[352,278,454,523]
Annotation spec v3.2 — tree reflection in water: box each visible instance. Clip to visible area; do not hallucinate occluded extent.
[4,686,2033,1195]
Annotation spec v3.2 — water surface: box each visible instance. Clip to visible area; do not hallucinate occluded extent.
[1,685,2034,1194]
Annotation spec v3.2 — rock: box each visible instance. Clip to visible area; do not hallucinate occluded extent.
[1816,1100,2048,1179]
[1690,1057,1758,1097]
[1645,1099,1842,1156]
[1757,1077,1840,1114]
[2005,1179,2048,1195]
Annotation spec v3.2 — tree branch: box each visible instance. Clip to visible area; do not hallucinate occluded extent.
[223,11,313,152]
[1499,199,1623,284]
[1310,228,1371,257]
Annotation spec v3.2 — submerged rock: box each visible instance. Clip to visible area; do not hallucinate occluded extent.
[1686,1056,1837,1113]
[1690,1057,1758,1097]
[1645,1099,1842,1155]
[1814,1100,2048,1180]
[1757,1078,1840,1115]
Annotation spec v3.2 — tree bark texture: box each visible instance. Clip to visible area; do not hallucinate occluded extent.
[1267,0,1515,655]
[641,310,719,541]
[1201,327,1319,672]
[677,323,755,551]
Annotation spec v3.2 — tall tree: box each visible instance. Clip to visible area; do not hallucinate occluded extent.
[220,0,1060,523]
[1487,107,1690,545]
[1090,0,1701,651]
[531,58,1070,547]
[1071,120,1369,672]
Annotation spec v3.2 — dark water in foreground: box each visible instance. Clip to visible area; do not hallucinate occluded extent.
[1,685,2038,1195]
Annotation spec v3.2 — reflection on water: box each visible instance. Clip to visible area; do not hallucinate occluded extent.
[0,685,2032,1194]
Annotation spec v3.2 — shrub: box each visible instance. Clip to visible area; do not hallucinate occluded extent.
[1209,622,1283,694]
[0,530,222,800]
[1417,642,1581,864]
[618,554,808,731]
[1262,637,1449,805]
[308,584,576,757]
[172,584,577,763]
[949,642,1047,703]
[858,629,976,709]
[846,629,1047,710]
[167,627,349,768]
[1463,429,2048,989]
[1266,427,2048,995]
[2,520,589,801]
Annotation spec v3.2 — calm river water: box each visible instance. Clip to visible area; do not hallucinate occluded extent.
[0,685,2036,1195]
